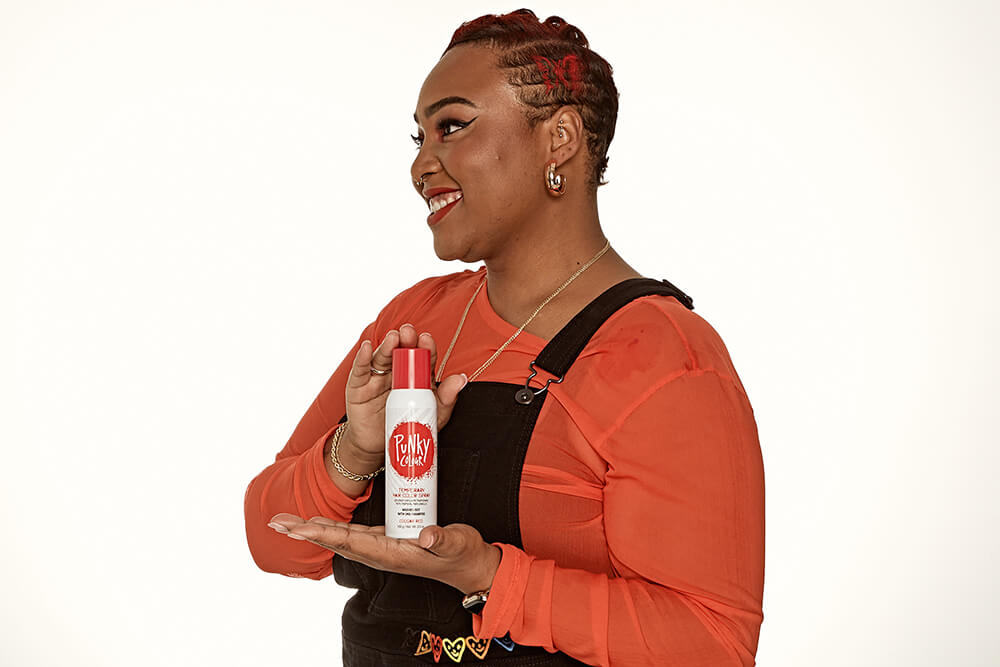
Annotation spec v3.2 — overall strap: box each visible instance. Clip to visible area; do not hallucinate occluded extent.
[535,277,693,379]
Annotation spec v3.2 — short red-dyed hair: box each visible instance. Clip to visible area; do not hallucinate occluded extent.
[444,9,619,190]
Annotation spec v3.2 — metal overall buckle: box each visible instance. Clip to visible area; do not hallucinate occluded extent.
[514,360,564,404]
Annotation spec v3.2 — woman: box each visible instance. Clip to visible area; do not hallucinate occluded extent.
[245,10,764,666]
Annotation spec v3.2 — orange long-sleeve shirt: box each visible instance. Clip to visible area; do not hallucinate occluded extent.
[244,266,765,666]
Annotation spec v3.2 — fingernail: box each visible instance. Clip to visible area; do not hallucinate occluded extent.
[286,532,307,541]
[460,373,468,390]
[401,322,413,329]
[268,522,289,534]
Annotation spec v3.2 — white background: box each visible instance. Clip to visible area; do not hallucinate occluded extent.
[2,1,997,665]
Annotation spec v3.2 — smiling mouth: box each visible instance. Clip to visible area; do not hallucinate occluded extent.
[428,190,463,212]
[427,190,463,226]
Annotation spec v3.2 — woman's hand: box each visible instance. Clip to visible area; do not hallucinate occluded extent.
[344,323,467,463]
[267,514,502,595]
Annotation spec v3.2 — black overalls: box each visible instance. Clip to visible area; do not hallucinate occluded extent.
[334,278,694,666]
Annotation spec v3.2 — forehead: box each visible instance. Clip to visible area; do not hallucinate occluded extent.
[414,45,516,121]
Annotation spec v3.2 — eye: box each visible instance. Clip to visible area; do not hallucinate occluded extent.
[410,117,475,149]
[439,118,469,137]
[439,117,477,140]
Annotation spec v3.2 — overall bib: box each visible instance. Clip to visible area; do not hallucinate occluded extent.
[334,278,694,666]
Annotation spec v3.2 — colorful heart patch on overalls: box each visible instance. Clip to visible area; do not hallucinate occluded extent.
[413,629,498,662]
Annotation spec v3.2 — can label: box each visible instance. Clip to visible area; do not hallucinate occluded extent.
[385,409,437,538]
[388,421,435,478]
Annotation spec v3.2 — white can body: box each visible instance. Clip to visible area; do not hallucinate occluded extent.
[384,388,438,539]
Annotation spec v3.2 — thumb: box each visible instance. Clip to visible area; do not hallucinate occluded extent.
[418,525,445,552]
[435,373,468,431]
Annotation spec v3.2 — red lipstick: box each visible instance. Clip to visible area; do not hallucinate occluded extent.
[426,189,463,227]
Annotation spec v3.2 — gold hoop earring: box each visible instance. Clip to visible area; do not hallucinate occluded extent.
[545,160,566,197]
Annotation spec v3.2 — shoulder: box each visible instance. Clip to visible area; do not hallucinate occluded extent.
[555,291,753,449]
[587,292,744,388]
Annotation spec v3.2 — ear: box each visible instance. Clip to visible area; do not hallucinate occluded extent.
[544,106,585,167]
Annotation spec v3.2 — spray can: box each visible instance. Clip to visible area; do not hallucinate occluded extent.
[384,347,437,539]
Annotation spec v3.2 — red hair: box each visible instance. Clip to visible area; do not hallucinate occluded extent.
[444,9,619,190]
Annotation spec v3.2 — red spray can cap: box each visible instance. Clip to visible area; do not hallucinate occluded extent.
[392,347,432,389]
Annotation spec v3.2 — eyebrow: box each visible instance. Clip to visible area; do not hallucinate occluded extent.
[413,96,478,124]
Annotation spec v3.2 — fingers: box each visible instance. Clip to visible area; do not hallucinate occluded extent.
[436,373,469,431]
[366,323,418,374]
[347,333,397,393]
[347,339,375,389]
[369,329,399,373]
[281,520,421,571]
[307,517,385,534]
[397,323,419,349]
[347,325,408,393]
[266,517,491,592]
[417,331,438,380]
[269,514,385,538]
[347,324,442,397]
[307,517,344,528]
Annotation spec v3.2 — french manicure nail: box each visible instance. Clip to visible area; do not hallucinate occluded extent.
[286,532,307,541]
[268,522,289,533]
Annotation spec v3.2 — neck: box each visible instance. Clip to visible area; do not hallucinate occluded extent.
[481,196,632,326]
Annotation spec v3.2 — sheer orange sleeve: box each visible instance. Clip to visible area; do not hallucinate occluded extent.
[243,320,379,579]
[473,369,765,666]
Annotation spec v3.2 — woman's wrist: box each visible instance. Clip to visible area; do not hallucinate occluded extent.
[465,544,502,595]
[324,424,384,497]
[338,423,385,471]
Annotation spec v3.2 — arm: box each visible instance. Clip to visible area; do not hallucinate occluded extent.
[473,369,765,666]
[245,272,474,578]
[243,322,380,580]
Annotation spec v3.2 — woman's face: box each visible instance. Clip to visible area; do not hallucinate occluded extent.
[411,44,549,262]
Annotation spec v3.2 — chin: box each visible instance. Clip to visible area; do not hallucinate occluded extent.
[430,236,462,262]
[431,236,481,264]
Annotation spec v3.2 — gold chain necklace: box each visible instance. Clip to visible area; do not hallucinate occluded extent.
[435,240,612,383]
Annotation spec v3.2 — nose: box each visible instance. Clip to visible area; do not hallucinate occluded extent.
[412,170,433,192]
[410,145,439,195]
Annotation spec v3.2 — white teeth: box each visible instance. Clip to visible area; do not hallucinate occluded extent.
[428,190,462,212]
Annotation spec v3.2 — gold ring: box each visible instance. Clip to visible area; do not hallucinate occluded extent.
[369,366,391,376]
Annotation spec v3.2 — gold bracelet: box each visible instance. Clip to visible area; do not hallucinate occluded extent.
[329,422,384,482]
